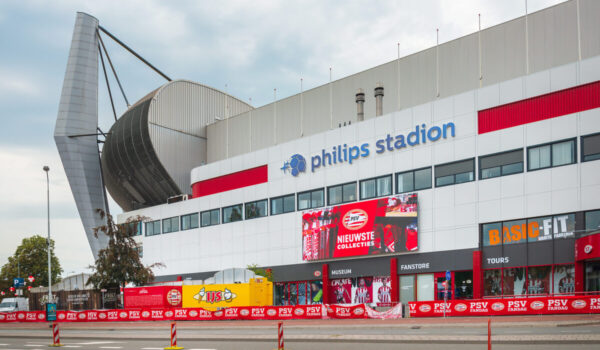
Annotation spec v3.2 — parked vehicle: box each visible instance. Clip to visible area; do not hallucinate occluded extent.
[0,297,29,312]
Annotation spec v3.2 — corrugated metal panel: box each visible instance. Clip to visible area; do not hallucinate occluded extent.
[207,120,228,163]
[301,86,331,136]
[227,113,251,157]
[439,33,479,98]
[580,0,600,59]
[398,47,437,108]
[478,80,600,134]
[481,17,527,86]
[251,104,275,150]
[274,94,301,143]
[528,0,578,73]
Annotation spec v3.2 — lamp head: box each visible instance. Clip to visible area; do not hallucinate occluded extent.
[43,166,50,172]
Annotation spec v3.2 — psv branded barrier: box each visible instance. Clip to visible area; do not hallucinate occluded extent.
[408,295,600,317]
[0,304,369,323]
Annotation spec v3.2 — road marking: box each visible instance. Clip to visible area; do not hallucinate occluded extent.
[72,343,118,345]
[24,346,43,347]
[99,347,122,349]
[62,346,82,348]
[141,348,164,350]
[187,349,217,350]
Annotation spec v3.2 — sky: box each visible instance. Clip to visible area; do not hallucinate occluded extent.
[0,0,566,278]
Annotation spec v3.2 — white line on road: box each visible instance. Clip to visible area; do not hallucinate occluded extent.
[187,349,217,350]
[141,348,164,350]
[99,347,122,349]
[23,346,43,347]
[72,343,118,345]
[62,346,82,348]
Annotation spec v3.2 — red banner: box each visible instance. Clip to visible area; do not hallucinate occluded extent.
[124,286,182,308]
[302,194,418,261]
[409,296,600,317]
[0,304,361,323]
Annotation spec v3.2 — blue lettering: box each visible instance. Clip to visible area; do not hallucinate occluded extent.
[360,143,370,157]
[375,139,385,154]
[443,122,455,138]
[311,155,321,172]
[407,125,420,146]
[427,126,442,141]
[394,135,406,149]
[348,146,360,164]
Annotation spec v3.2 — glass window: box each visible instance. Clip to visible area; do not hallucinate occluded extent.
[145,220,160,236]
[582,133,600,162]
[271,194,295,215]
[502,267,526,296]
[121,221,142,236]
[528,139,576,171]
[482,222,502,247]
[328,186,342,205]
[181,213,199,230]
[484,269,502,296]
[396,167,432,194]
[586,261,600,292]
[479,149,524,179]
[553,264,575,294]
[342,183,356,203]
[527,216,553,242]
[527,266,551,295]
[201,209,220,227]
[399,275,415,305]
[360,175,392,200]
[416,274,434,301]
[308,281,323,304]
[434,159,475,187]
[298,189,324,210]
[553,213,575,239]
[454,271,473,299]
[222,204,243,223]
[585,210,600,232]
[245,199,268,219]
[162,216,179,233]
[501,219,526,245]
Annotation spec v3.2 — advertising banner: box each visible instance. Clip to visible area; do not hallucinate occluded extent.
[325,304,367,318]
[124,286,182,309]
[408,295,600,317]
[182,284,250,310]
[373,276,393,307]
[302,194,418,261]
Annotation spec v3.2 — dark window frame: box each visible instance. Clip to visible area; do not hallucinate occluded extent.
[180,212,199,231]
[222,204,243,224]
[162,216,180,234]
[201,209,220,227]
[581,132,600,163]
[270,194,296,215]
[434,158,475,188]
[359,174,393,200]
[395,166,432,194]
[478,148,524,180]
[145,220,161,237]
[327,181,357,206]
[245,199,268,220]
[297,188,325,211]
[526,138,577,171]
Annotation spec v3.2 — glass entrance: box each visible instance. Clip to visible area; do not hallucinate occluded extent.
[586,260,600,292]
[399,274,415,305]
[275,281,323,305]
[434,272,453,300]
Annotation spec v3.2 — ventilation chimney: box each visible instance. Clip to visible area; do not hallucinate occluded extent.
[374,82,384,117]
[355,88,365,121]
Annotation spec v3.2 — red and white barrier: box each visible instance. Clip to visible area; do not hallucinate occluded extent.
[409,295,600,317]
[50,322,62,347]
[164,322,183,350]
[277,321,284,350]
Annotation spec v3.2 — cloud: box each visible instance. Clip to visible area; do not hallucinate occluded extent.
[0,69,42,98]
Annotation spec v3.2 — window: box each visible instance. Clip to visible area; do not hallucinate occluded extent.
[553,264,575,294]
[298,188,324,210]
[454,271,473,299]
[245,199,268,219]
[482,214,575,247]
[502,267,526,296]
[360,175,392,200]
[582,133,600,162]
[181,213,199,230]
[145,220,161,236]
[162,216,179,233]
[222,204,243,223]
[201,209,220,227]
[121,221,142,236]
[479,149,524,179]
[134,245,143,258]
[327,182,357,205]
[528,139,576,171]
[484,269,502,296]
[416,274,434,301]
[586,210,600,232]
[434,159,474,187]
[396,167,432,193]
[271,194,295,215]
[527,265,552,295]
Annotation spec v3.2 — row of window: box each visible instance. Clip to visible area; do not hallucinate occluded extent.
[142,135,600,236]
[484,264,575,297]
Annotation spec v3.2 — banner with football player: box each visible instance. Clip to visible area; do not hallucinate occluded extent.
[302,194,418,261]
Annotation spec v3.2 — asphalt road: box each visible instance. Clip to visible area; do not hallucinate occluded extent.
[1,337,600,350]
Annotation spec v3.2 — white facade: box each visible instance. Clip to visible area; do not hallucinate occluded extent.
[120,55,600,278]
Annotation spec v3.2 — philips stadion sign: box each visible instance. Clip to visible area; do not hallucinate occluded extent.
[281,122,455,176]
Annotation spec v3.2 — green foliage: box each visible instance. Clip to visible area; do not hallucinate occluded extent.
[86,210,164,290]
[246,264,273,281]
[0,235,63,296]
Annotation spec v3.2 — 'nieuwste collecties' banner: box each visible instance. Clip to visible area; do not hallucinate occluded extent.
[302,194,418,261]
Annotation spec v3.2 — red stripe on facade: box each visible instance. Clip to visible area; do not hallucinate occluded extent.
[191,165,268,198]
[478,81,600,134]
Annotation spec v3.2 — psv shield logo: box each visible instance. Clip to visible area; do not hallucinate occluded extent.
[572,299,587,309]
[491,302,505,311]
[530,301,545,310]
[342,209,369,230]
[454,303,467,312]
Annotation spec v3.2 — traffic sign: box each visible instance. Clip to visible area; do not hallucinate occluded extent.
[13,277,24,287]
[28,275,35,283]
[445,270,451,281]
[46,303,57,322]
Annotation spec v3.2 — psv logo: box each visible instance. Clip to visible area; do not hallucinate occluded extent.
[572,299,587,309]
[584,245,593,254]
[491,302,505,311]
[418,304,432,312]
[454,303,467,312]
[342,209,369,230]
[530,301,545,310]
[353,307,365,316]
[166,289,182,306]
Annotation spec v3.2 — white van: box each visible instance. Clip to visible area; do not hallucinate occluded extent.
[0,298,29,312]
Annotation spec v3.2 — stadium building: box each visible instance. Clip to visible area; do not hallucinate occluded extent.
[56,0,600,307]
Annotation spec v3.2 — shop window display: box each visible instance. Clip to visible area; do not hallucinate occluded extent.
[454,271,473,299]
[275,280,323,306]
[502,267,526,296]
[484,269,502,296]
[527,265,551,295]
[553,264,575,294]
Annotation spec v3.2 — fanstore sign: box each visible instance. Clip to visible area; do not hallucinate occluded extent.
[283,122,455,176]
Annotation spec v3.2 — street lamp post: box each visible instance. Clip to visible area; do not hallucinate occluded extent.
[43,165,51,304]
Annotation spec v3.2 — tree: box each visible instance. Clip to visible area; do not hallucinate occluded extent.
[247,264,273,282]
[86,209,163,290]
[0,235,63,295]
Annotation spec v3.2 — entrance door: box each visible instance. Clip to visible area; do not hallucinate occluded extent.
[434,272,453,300]
[586,260,600,292]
